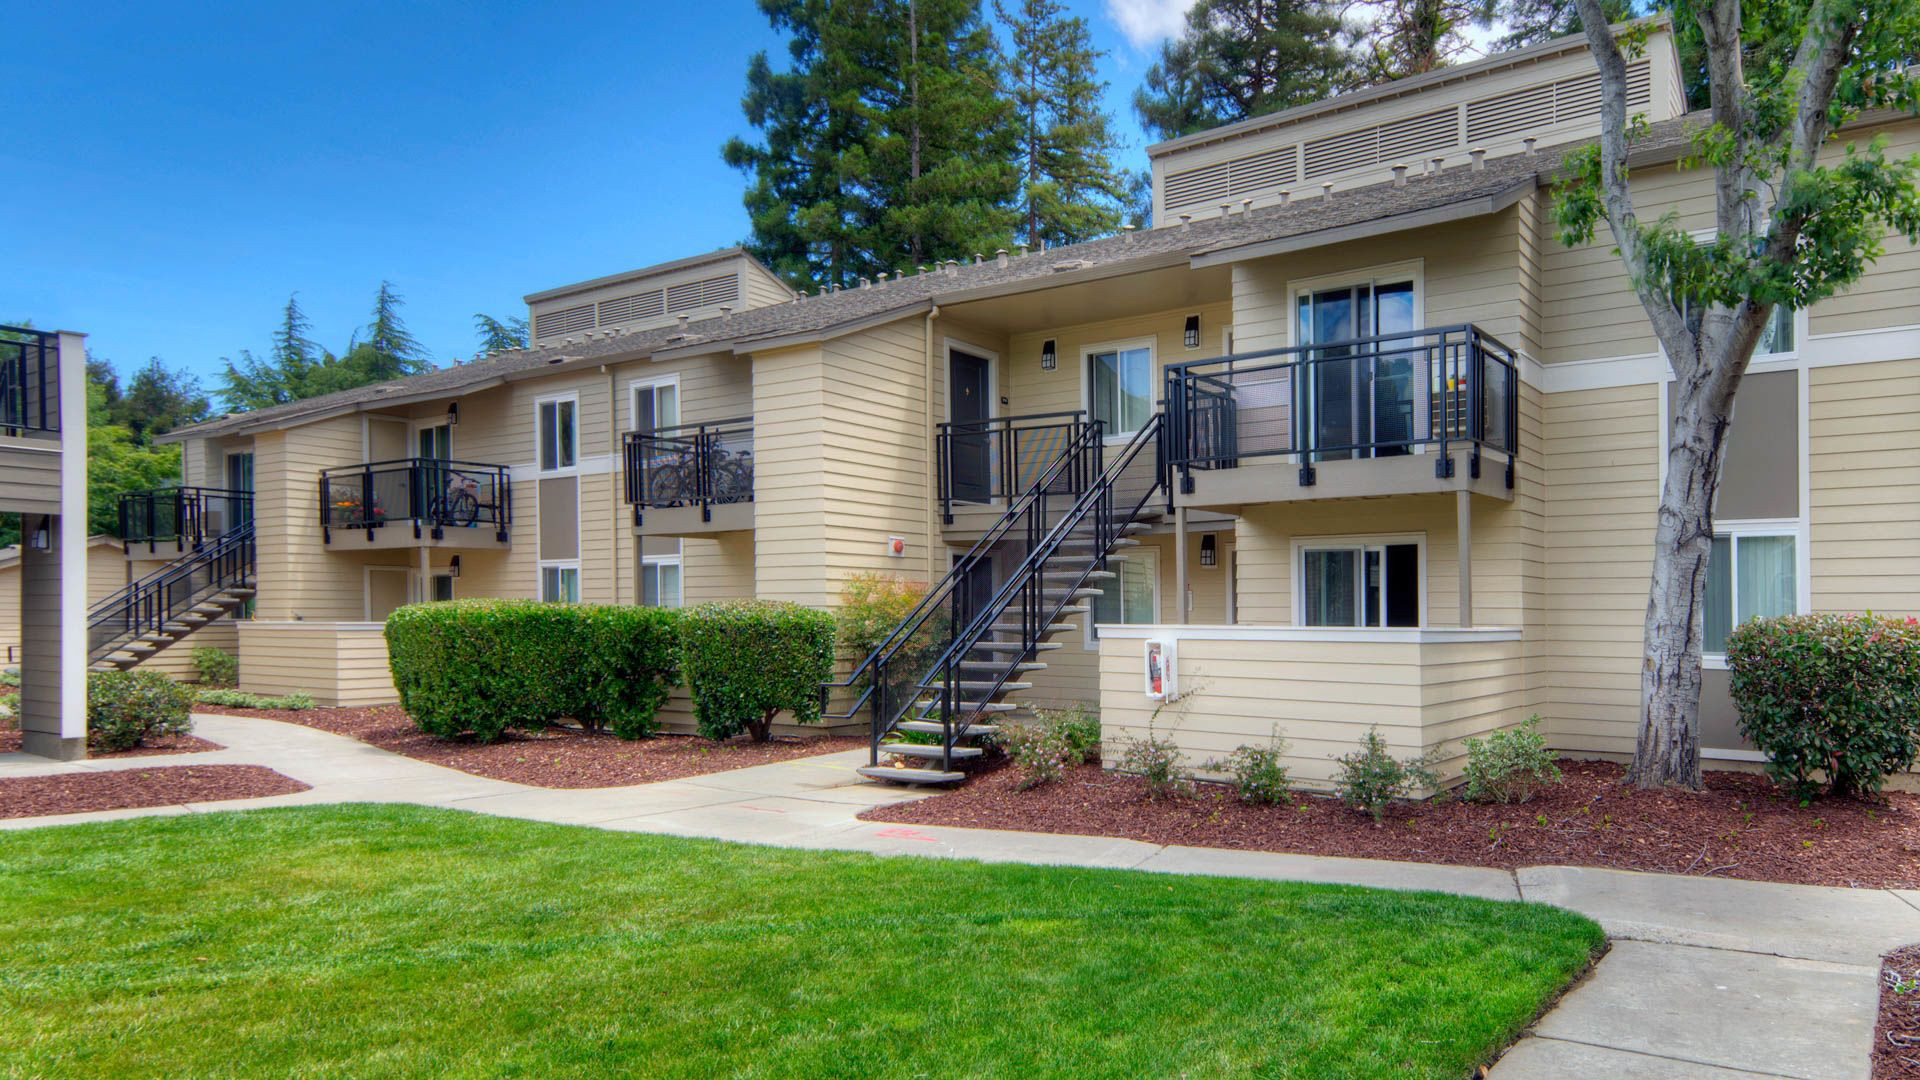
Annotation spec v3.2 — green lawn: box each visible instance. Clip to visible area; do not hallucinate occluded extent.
[0,806,1602,1078]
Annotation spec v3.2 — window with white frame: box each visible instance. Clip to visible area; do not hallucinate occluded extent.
[630,378,679,434]
[641,554,682,608]
[540,563,580,603]
[537,396,578,472]
[1090,548,1157,638]
[1684,228,1800,357]
[1086,342,1154,439]
[1297,539,1421,628]
[1703,529,1798,655]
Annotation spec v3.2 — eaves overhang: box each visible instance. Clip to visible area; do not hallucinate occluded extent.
[1188,178,1539,269]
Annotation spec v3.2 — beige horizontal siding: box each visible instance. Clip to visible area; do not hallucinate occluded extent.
[238,621,394,706]
[1810,359,1920,614]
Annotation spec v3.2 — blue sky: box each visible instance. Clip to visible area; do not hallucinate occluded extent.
[3,0,1201,389]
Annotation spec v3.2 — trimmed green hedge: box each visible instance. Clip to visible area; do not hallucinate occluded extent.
[1727,613,1920,798]
[679,600,835,742]
[385,600,680,742]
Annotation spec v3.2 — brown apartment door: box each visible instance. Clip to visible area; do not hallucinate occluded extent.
[949,350,992,503]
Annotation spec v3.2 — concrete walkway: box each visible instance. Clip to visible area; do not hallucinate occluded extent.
[4,712,1912,1079]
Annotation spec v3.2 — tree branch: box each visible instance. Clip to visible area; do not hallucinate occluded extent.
[1573,2,1694,369]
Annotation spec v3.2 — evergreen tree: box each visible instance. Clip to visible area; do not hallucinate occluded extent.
[117,357,210,441]
[1133,0,1355,141]
[723,0,887,289]
[996,0,1127,248]
[1488,0,1638,50]
[1360,0,1494,82]
[868,0,1020,267]
[473,313,529,355]
[363,281,429,377]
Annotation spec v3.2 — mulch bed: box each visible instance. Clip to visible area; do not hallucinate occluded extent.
[1880,945,1920,1080]
[197,704,868,789]
[0,729,223,758]
[0,766,309,820]
[860,759,1920,889]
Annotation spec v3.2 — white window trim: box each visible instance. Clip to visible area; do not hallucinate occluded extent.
[410,417,454,460]
[1087,545,1160,645]
[539,560,582,604]
[1681,227,1807,362]
[943,338,999,425]
[640,552,684,608]
[1700,520,1806,669]
[1289,532,1429,629]
[1080,336,1158,445]
[1285,259,1426,348]
[534,391,581,476]
[628,373,682,432]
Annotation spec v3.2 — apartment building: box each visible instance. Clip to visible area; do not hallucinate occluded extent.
[122,19,1920,784]
[1,327,89,758]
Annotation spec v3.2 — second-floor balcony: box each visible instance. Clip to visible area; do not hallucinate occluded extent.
[318,458,511,548]
[1163,324,1520,508]
[624,417,753,535]
[117,487,253,557]
[0,325,60,439]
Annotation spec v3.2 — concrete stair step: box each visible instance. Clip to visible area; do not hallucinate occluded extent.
[969,641,1061,653]
[988,623,1075,635]
[857,765,966,786]
[915,700,1016,714]
[948,680,1031,693]
[881,742,985,760]
[894,720,999,738]
[957,661,1044,674]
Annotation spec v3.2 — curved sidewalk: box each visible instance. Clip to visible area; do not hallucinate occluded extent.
[3,712,1913,1078]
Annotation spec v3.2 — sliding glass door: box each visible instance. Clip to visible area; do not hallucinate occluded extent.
[1296,280,1416,459]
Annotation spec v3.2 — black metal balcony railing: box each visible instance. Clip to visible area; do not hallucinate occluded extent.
[317,458,511,542]
[0,325,59,436]
[936,410,1099,523]
[623,418,753,525]
[117,487,253,553]
[1163,324,1520,489]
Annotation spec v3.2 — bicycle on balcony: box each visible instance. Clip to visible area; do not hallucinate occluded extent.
[645,443,752,506]
[426,469,500,527]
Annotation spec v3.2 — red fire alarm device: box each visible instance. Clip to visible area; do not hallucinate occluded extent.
[887,536,906,558]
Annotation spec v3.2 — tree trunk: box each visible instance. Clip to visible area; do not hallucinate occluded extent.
[1634,386,1733,791]
[749,709,776,743]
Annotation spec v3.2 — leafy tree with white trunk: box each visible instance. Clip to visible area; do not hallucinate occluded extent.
[1556,0,1920,788]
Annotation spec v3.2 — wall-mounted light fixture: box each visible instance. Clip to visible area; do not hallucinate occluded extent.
[1184,315,1201,349]
[1199,532,1217,568]
[28,517,49,551]
[1040,339,1057,371]
[448,555,462,579]
[446,401,460,426]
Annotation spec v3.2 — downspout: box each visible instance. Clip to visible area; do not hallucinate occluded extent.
[606,365,621,604]
[923,305,940,583]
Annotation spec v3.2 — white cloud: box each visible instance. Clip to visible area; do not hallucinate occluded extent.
[1104,0,1195,50]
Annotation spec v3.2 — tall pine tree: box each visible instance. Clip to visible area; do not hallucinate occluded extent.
[1133,0,1355,141]
[1360,0,1494,83]
[997,0,1127,248]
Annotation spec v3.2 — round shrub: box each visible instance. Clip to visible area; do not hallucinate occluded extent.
[385,600,681,742]
[679,600,835,742]
[87,669,195,752]
[1727,613,1920,798]
[190,647,239,687]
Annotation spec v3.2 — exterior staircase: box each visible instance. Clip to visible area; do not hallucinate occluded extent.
[824,416,1167,784]
[88,523,256,672]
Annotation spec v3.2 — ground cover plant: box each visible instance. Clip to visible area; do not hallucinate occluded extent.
[0,805,1602,1078]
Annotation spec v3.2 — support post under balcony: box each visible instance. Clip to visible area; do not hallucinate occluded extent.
[1456,489,1473,628]
[1174,507,1189,624]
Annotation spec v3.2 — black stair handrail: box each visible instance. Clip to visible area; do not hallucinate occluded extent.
[820,417,1107,731]
[909,415,1167,769]
[935,410,1091,522]
[88,523,256,663]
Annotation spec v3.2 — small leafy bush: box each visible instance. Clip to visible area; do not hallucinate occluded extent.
[1207,733,1293,805]
[1119,726,1191,799]
[996,706,1100,790]
[87,670,194,751]
[190,647,239,688]
[1461,716,1562,804]
[679,600,835,742]
[1333,728,1439,824]
[0,667,19,687]
[196,688,314,711]
[835,572,928,661]
[386,600,681,742]
[1728,613,1920,798]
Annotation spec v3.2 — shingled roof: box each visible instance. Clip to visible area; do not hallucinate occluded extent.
[166,113,1705,443]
